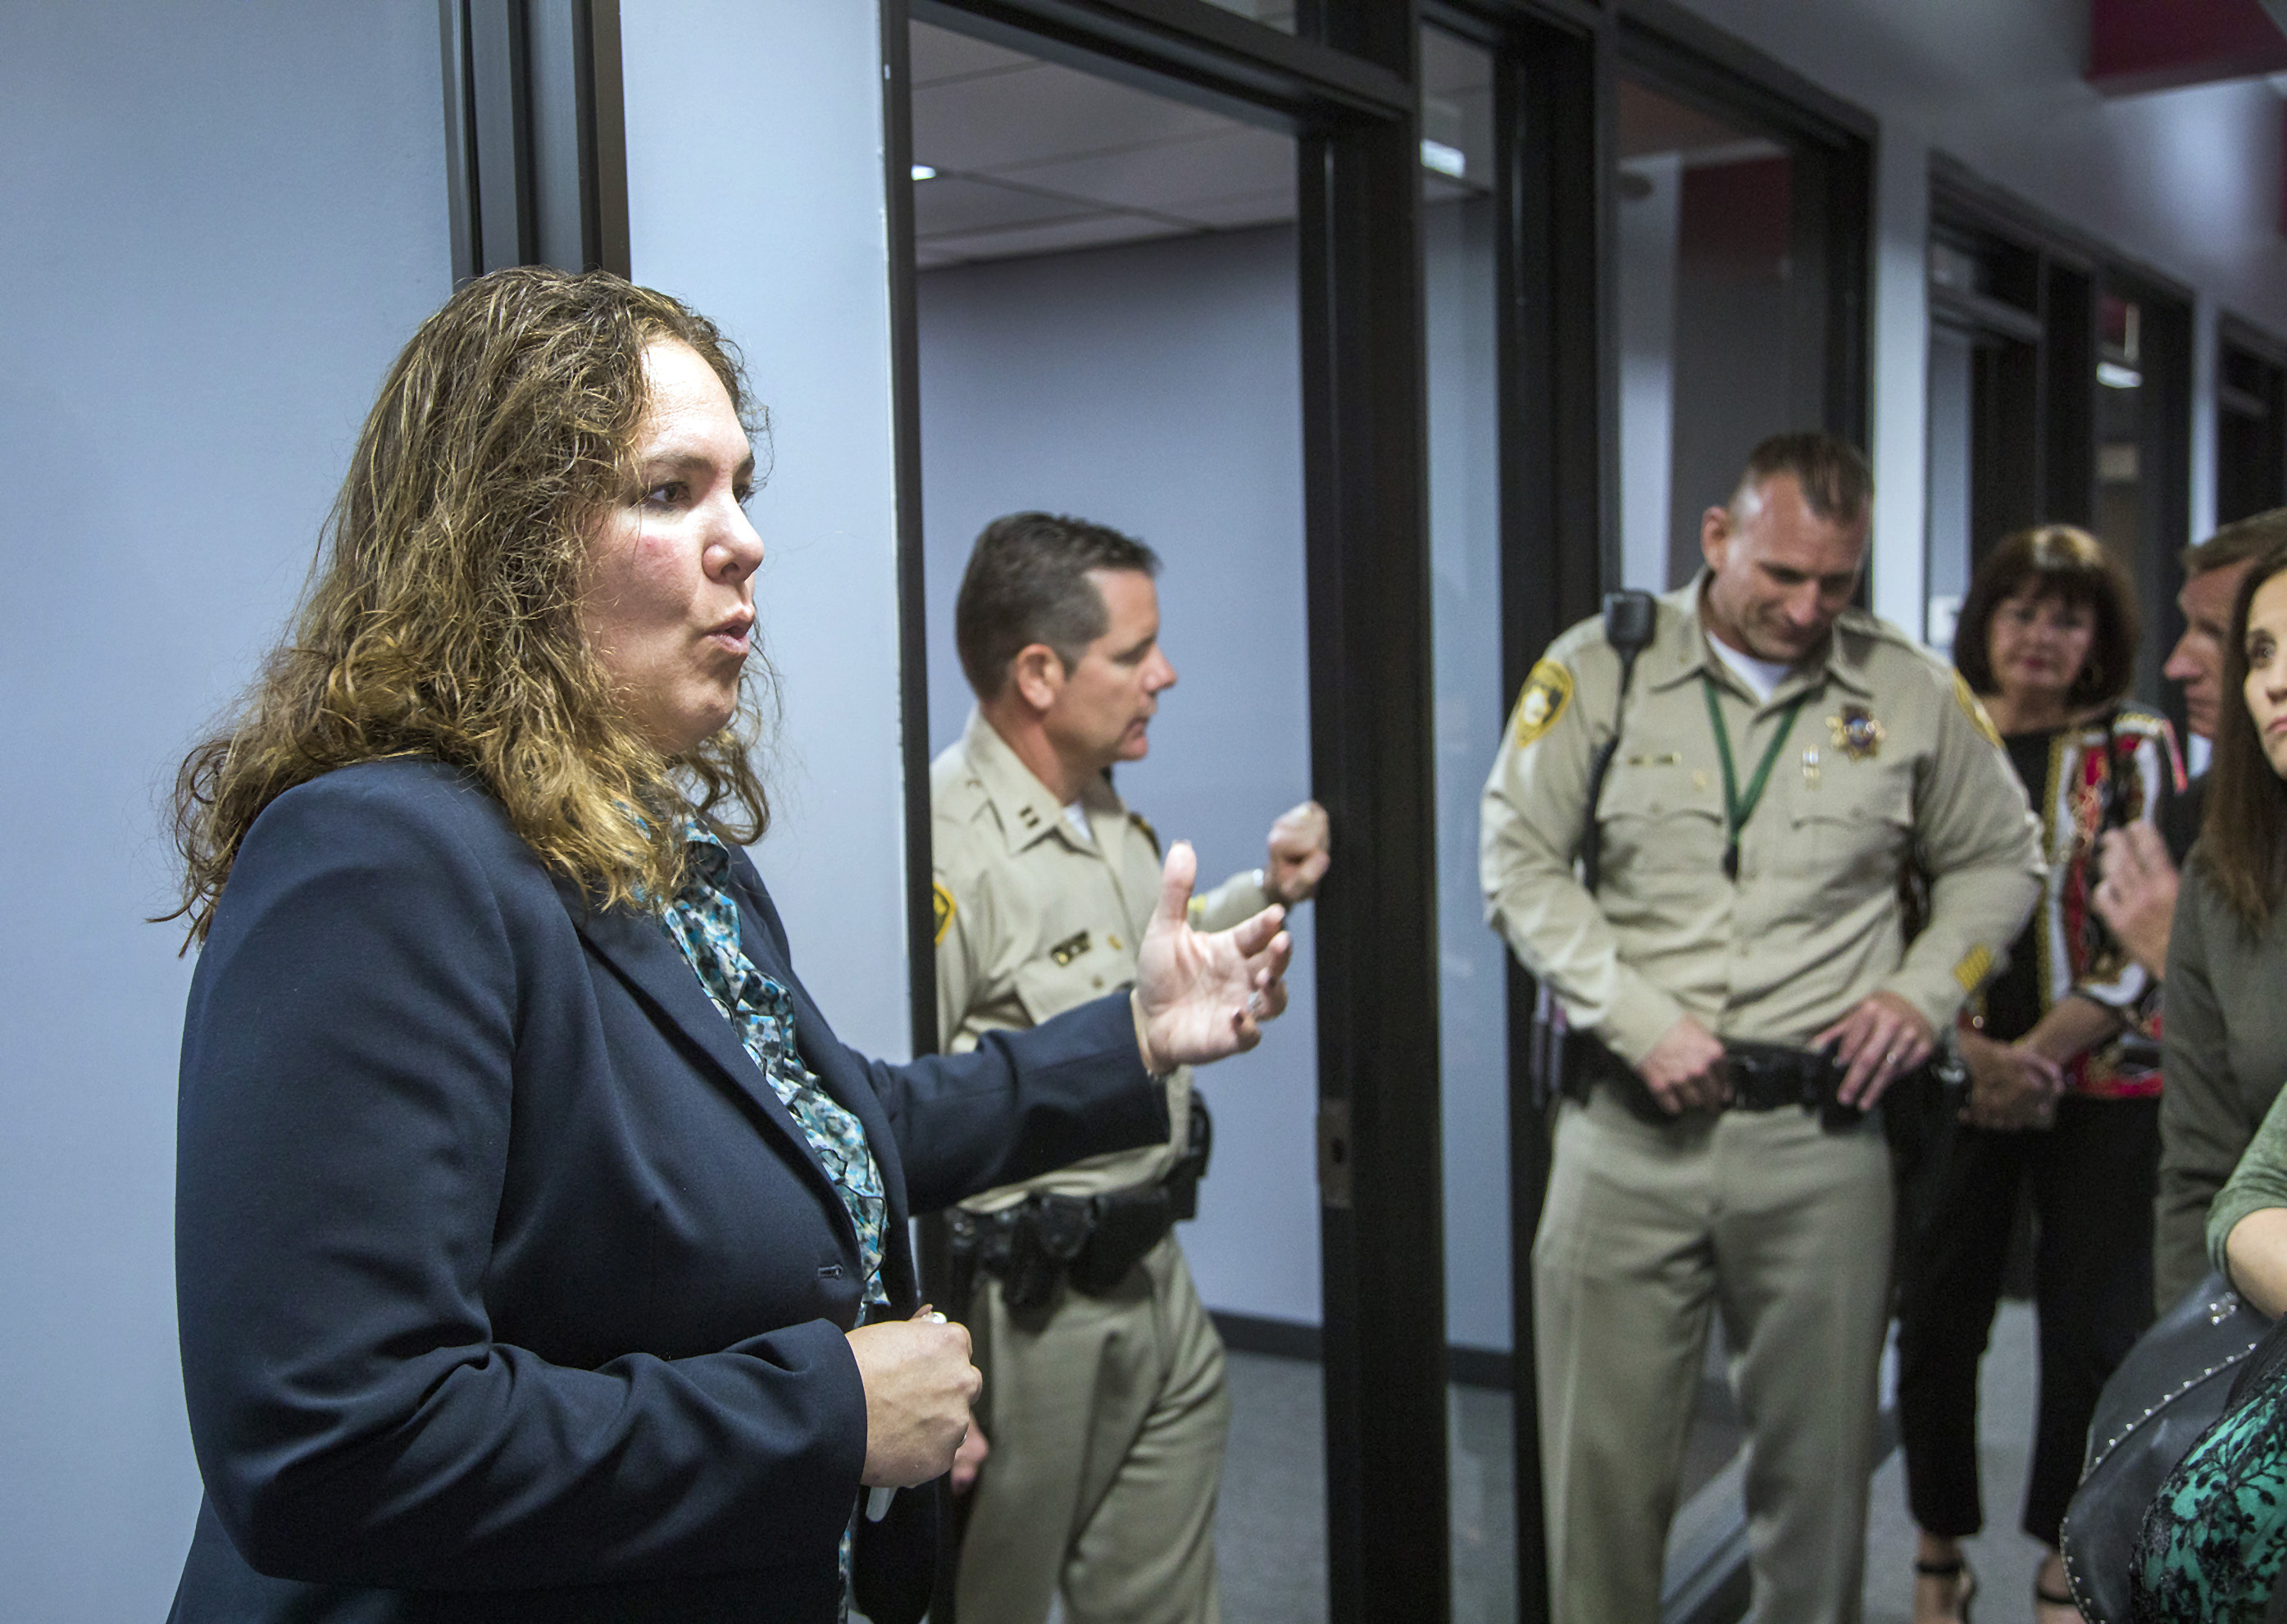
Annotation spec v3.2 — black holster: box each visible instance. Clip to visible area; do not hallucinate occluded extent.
[948,1094,1212,1313]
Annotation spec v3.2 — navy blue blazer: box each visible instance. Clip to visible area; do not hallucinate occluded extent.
[167,759,1167,1624]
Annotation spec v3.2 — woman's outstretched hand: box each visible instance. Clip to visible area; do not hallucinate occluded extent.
[1133,840,1294,1074]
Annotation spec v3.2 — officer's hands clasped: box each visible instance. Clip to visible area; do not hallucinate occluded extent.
[1134,839,1293,1074]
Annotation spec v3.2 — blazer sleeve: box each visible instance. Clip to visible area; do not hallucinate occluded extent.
[175,773,866,1590]
[730,854,1171,1217]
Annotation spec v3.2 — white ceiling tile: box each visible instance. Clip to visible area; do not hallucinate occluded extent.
[1165,189,1296,230]
[909,20,1037,89]
[912,57,1234,174]
[991,126,1294,217]
[913,174,1107,239]
[920,212,1198,267]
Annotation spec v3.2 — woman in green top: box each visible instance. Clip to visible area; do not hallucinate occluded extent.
[2135,543,2287,1621]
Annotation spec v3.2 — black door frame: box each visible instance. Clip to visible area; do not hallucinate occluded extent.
[1418,6,1602,1620]
[2218,316,2287,525]
[880,4,1451,1621]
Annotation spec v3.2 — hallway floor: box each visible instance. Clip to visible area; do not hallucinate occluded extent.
[1209,1302,2049,1622]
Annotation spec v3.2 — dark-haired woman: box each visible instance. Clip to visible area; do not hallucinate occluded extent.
[2135,544,2287,1622]
[161,269,1293,1624]
[1898,526,2182,1624]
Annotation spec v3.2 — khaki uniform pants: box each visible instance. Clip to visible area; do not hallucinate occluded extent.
[1535,1090,1894,1624]
[957,1235,1227,1624]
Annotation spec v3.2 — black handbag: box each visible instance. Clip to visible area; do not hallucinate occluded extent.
[2059,1272,2273,1622]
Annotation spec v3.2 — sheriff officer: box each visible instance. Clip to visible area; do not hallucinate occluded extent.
[932,511,1329,1624]
[1481,432,2042,1623]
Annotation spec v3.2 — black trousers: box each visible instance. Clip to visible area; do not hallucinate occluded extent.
[1894,1094,2161,1547]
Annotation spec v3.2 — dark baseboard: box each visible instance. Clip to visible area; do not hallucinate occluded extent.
[1212,1311,1516,1390]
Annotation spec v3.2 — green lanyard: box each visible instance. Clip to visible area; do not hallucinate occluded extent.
[1701,675,1807,880]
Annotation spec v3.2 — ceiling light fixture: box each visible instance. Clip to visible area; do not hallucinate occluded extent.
[911,164,939,181]
[2098,360,2142,389]
[1419,139,1466,180]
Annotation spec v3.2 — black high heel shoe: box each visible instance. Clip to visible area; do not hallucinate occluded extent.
[1913,1555,1977,1623]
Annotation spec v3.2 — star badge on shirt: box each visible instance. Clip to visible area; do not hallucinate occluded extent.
[1827,705,1885,761]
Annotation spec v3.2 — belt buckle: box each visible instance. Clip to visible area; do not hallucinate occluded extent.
[1724,1048,1775,1111]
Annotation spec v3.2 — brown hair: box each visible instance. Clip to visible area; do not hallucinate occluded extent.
[2197,542,2287,932]
[1953,525,2139,709]
[1731,431,1874,526]
[163,267,773,944]
[953,512,1161,700]
[2185,507,2287,578]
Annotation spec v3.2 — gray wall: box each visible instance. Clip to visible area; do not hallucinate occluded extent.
[0,6,452,1617]
[915,225,1326,1327]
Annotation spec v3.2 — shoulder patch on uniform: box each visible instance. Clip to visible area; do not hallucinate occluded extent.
[1130,812,1162,857]
[1511,658,1575,748]
[1954,943,1996,993]
[932,880,956,945]
[1953,671,2004,749]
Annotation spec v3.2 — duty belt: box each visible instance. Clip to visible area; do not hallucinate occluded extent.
[947,1094,1212,1315]
[1562,1030,1868,1131]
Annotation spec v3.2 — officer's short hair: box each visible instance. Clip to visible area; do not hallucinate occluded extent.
[1732,432,1873,528]
[1953,524,2139,707]
[2185,507,2287,578]
[955,512,1162,701]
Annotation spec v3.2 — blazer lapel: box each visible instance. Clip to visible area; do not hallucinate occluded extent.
[729,863,921,1308]
[550,876,847,1221]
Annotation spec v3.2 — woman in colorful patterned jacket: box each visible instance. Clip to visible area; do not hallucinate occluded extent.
[1897,525,2182,1624]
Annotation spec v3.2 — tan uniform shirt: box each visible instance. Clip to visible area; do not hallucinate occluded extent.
[1480,576,2044,1064]
[934,708,1271,1212]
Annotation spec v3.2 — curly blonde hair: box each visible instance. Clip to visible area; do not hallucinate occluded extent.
[164,267,772,944]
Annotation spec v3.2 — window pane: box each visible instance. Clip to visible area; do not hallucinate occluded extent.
[1421,23,1515,1616]
[1615,79,1812,592]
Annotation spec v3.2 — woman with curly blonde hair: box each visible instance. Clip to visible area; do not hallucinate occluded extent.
[162,267,1292,1624]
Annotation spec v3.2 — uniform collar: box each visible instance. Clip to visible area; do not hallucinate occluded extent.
[960,707,1124,857]
[1644,571,1876,704]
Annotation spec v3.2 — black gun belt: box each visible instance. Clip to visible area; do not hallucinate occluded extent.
[947,1095,1211,1315]
[1562,1030,1867,1131]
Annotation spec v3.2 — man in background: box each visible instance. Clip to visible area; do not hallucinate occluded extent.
[1481,433,2041,1622]
[932,511,1329,1624]
[2094,512,2285,970]
[2096,510,2287,1310]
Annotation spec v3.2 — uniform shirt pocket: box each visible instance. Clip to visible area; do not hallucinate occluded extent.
[1789,757,1915,894]
[1598,761,1727,878]
[1012,937,1125,1026]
